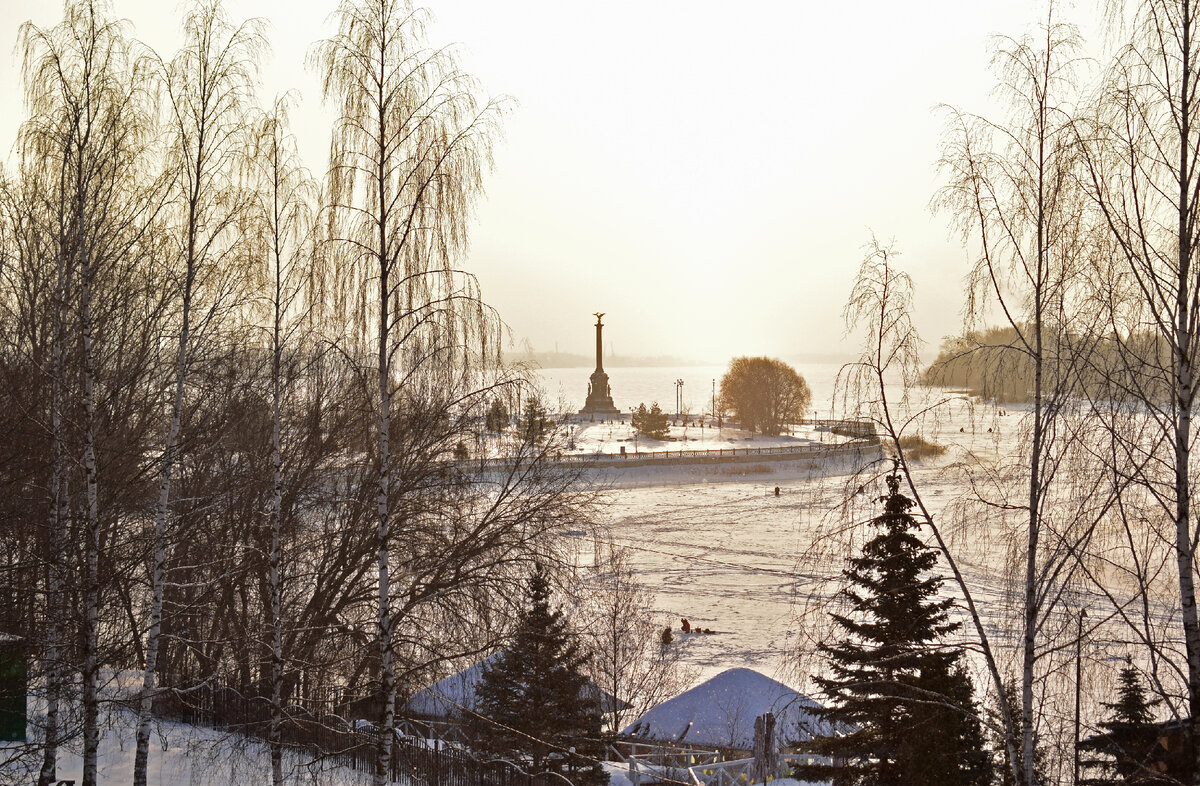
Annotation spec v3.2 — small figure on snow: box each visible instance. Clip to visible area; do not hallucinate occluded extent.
[681,618,691,633]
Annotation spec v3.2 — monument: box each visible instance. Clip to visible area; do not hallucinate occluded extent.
[580,312,620,415]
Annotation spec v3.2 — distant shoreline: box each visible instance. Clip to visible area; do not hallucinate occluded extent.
[505,352,854,369]
[504,352,716,368]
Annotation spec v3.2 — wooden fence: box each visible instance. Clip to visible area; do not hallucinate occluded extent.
[467,430,882,473]
[151,684,578,786]
[608,727,833,786]
[619,752,834,786]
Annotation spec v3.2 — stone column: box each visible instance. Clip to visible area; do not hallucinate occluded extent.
[580,312,619,415]
[595,316,604,373]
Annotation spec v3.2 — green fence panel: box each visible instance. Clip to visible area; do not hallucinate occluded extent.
[0,636,26,742]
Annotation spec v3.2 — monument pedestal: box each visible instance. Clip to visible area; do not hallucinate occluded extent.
[581,369,620,415]
[579,313,621,416]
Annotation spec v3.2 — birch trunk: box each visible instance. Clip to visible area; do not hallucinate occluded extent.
[1175,8,1200,772]
[268,155,285,786]
[1021,74,1048,786]
[374,170,395,786]
[80,222,100,786]
[134,233,194,786]
[37,217,69,786]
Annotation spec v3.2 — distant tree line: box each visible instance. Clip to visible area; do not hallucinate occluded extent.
[921,325,1175,405]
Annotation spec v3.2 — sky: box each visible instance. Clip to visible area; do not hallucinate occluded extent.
[0,0,1106,364]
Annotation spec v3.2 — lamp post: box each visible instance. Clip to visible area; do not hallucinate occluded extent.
[1074,606,1087,786]
[630,407,638,454]
[675,378,684,419]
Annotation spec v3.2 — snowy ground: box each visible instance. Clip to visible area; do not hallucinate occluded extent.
[3,710,372,786]
[586,392,1064,690]
[2,673,373,786]
[1,386,1160,783]
[559,416,855,457]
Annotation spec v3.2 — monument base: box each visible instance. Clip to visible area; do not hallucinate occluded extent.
[580,369,621,415]
[580,400,621,415]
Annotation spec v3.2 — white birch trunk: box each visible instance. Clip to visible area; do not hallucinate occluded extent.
[37,233,68,786]
[373,62,396,785]
[269,176,285,786]
[134,258,192,786]
[80,224,100,786]
[374,242,394,786]
[1020,90,1049,786]
[1175,12,1200,783]
[1176,85,1200,786]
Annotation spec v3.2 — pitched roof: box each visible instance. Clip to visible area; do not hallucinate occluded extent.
[620,668,831,749]
[405,653,627,718]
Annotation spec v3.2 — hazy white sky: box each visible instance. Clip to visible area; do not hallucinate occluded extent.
[0,0,1104,363]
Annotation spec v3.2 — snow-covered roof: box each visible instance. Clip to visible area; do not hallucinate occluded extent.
[620,668,831,749]
[405,654,499,718]
[405,653,627,718]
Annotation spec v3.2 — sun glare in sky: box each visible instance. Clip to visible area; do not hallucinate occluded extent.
[0,0,1100,363]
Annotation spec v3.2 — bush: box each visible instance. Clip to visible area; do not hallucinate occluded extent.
[896,434,946,461]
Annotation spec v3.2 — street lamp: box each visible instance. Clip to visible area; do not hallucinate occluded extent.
[630,407,638,454]
[675,378,684,419]
[1074,606,1087,786]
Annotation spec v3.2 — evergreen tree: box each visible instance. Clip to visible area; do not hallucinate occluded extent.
[909,663,993,785]
[471,566,607,786]
[796,470,991,786]
[521,399,552,444]
[1082,659,1166,785]
[631,402,669,439]
[486,399,509,432]
[1103,659,1157,729]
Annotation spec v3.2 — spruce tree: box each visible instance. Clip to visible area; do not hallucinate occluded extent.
[521,399,552,444]
[1082,659,1164,785]
[632,403,669,439]
[797,470,991,786]
[471,566,607,786]
[1103,659,1157,729]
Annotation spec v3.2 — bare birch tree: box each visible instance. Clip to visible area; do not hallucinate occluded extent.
[579,541,694,733]
[1076,1,1200,778]
[250,95,317,786]
[0,142,71,786]
[937,13,1100,782]
[134,4,262,784]
[313,2,505,780]
[17,4,164,783]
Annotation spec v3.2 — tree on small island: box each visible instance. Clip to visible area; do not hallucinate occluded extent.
[719,356,811,435]
[632,402,669,439]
